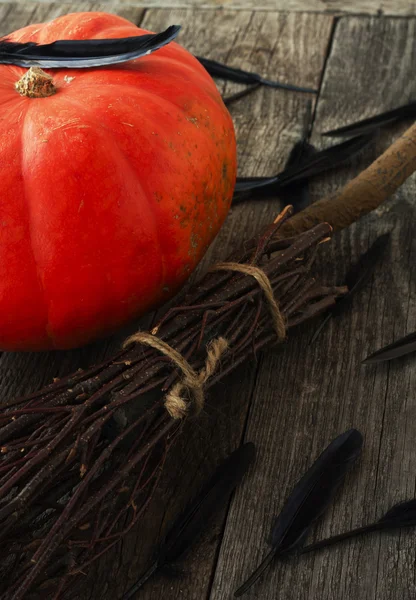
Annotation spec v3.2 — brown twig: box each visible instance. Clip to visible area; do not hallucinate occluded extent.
[0,207,344,599]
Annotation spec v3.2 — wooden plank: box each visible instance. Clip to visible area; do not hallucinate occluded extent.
[3,0,416,17]
[0,5,347,600]
[77,8,333,600]
[211,15,416,600]
[0,1,144,37]
[4,0,416,17]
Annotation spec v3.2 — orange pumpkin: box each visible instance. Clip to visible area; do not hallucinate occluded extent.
[0,12,236,351]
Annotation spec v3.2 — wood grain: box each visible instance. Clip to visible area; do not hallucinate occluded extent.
[0,3,332,600]
[211,15,416,600]
[3,0,416,17]
[78,9,333,600]
[3,5,416,600]
[0,4,333,599]
[0,1,144,36]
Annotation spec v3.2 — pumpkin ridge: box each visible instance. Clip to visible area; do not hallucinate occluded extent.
[20,103,54,347]
[58,92,167,307]
[59,76,224,118]
[128,53,220,92]
[58,93,220,306]
[13,25,43,44]
[86,24,148,40]
[58,90,228,296]
[68,79,197,115]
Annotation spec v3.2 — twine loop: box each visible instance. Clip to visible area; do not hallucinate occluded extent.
[210,262,286,341]
[123,332,228,419]
[122,262,284,419]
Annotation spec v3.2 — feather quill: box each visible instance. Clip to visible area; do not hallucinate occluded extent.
[278,139,316,211]
[223,83,261,106]
[0,26,180,68]
[234,430,363,597]
[233,132,375,200]
[310,232,390,345]
[362,331,416,365]
[197,56,317,94]
[301,499,416,554]
[123,443,256,599]
[322,101,416,137]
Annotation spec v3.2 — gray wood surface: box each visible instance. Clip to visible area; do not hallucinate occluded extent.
[0,1,143,35]
[3,0,416,17]
[211,14,416,600]
[80,8,333,600]
[1,4,416,600]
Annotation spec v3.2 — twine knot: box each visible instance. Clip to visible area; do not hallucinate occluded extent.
[123,261,284,419]
[123,332,228,419]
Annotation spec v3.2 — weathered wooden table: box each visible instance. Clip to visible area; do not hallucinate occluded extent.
[1,1,416,599]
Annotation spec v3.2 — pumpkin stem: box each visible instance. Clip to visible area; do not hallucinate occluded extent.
[15,67,57,98]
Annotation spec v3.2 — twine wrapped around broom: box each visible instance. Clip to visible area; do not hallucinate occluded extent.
[0,121,416,599]
[123,257,288,420]
[0,209,343,600]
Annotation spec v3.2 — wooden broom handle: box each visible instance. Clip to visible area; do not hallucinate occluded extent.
[280,121,416,237]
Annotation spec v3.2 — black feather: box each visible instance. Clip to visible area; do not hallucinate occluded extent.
[341,233,390,296]
[322,100,416,137]
[285,139,316,169]
[0,26,180,68]
[234,175,279,194]
[280,138,317,211]
[301,499,416,555]
[362,331,416,365]
[278,102,316,211]
[233,132,375,200]
[223,83,261,106]
[310,233,390,345]
[123,443,255,599]
[234,430,363,597]
[380,499,416,524]
[197,56,317,94]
